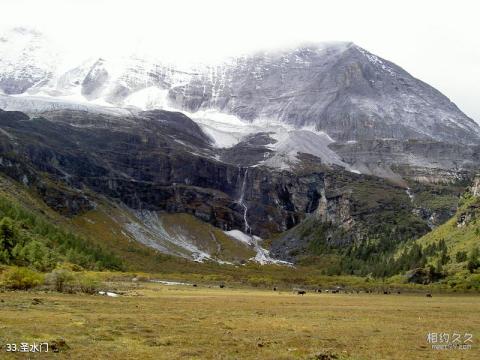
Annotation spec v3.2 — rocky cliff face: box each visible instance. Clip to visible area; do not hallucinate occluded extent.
[0,109,326,237]
[0,108,436,265]
[330,139,480,181]
[471,176,480,197]
[269,170,433,261]
[456,175,480,227]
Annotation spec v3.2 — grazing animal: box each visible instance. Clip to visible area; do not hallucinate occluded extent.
[192,284,197,287]
[426,293,432,297]
[219,284,225,289]
[383,291,389,295]
[297,290,306,296]
[273,287,277,291]
[317,289,322,293]
[397,291,401,294]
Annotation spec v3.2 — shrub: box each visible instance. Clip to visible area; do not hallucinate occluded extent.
[247,276,273,287]
[0,217,18,263]
[77,273,101,294]
[13,240,57,271]
[467,247,480,273]
[467,259,479,273]
[45,269,75,292]
[456,251,468,263]
[1,266,44,290]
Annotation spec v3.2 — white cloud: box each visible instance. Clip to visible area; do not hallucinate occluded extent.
[2,0,479,121]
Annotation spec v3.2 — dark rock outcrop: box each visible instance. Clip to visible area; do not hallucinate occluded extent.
[0,109,326,235]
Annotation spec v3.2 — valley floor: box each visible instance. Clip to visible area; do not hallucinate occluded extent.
[0,282,478,359]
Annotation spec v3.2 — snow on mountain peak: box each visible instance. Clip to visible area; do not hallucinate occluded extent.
[0,27,59,94]
[1,26,479,164]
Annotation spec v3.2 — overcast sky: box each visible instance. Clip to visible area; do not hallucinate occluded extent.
[3,0,480,121]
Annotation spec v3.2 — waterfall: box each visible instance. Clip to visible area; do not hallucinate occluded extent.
[405,187,414,202]
[238,167,251,234]
[229,167,293,266]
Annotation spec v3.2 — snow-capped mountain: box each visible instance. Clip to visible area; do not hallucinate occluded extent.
[0,27,58,94]
[1,27,479,176]
[169,43,480,145]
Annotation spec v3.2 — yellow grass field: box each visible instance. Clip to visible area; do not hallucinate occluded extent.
[0,282,479,359]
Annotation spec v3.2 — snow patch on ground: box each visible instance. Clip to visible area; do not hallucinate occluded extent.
[182,108,353,171]
[263,129,349,169]
[224,229,292,266]
[150,280,192,286]
[190,110,251,148]
[124,86,170,110]
[182,109,295,148]
[125,210,213,262]
[0,94,132,116]
[224,230,256,245]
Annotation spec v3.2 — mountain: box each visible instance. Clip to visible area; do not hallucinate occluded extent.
[1,28,479,181]
[169,43,480,145]
[0,107,468,268]
[0,27,479,271]
[1,29,478,147]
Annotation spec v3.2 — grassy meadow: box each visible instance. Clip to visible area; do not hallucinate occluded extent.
[0,171,479,359]
[0,280,479,359]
